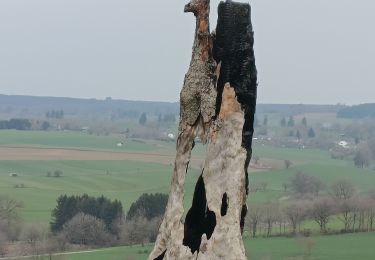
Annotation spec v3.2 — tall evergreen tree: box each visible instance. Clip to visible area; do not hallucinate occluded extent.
[126,193,168,221]
[139,113,147,125]
[308,127,316,138]
[287,116,295,127]
[296,130,301,140]
[280,117,286,127]
[50,194,123,233]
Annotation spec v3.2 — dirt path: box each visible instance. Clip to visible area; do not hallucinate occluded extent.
[0,247,115,259]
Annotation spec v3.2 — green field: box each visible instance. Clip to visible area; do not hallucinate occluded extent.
[0,130,374,223]
[2,156,374,223]
[0,160,201,222]
[1,129,375,259]
[46,232,375,260]
[0,130,175,152]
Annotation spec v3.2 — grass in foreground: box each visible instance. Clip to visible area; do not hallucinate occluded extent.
[47,232,375,260]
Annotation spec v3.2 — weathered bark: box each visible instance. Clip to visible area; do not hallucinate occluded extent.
[149,1,257,259]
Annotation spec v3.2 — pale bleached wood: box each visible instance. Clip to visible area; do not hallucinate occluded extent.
[148,1,257,259]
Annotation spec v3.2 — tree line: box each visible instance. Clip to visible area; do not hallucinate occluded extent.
[0,118,31,130]
[0,193,168,257]
[2,180,374,257]
[254,115,316,140]
[246,178,375,238]
[45,110,64,119]
[337,103,375,119]
[51,194,123,234]
[52,193,167,248]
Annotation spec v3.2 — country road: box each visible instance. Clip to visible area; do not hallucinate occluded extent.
[0,247,114,259]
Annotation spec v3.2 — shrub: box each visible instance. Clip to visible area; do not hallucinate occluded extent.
[60,213,111,246]
[53,170,63,178]
[290,172,325,196]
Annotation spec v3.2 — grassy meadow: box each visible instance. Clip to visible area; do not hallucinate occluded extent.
[1,129,375,259]
[0,130,374,224]
[0,160,201,222]
[0,130,174,152]
[37,232,375,260]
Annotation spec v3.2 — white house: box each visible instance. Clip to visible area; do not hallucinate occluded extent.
[338,140,349,148]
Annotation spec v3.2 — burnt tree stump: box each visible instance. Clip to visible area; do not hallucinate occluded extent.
[149,1,257,259]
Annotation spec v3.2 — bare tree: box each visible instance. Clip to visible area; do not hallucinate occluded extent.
[121,216,161,245]
[21,223,50,257]
[291,172,324,196]
[365,197,375,232]
[284,201,307,235]
[121,217,149,246]
[0,231,7,257]
[336,198,356,232]
[40,238,60,260]
[312,179,325,196]
[355,197,369,232]
[331,179,356,200]
[247,204,263,238]
[0,218,20,243]
[0,197,22,247]
[275,208,286,236]
[0,196,22,224]
[22,223,49,244]
[284,160,292,169]
[309,198,334,233]
[61,213,111,246]
[291,172,309,195]
[354,144,372,168]
[55,231,69,251]
[262,203,279,237]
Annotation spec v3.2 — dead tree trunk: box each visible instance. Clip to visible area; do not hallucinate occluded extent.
[149,1,257,259]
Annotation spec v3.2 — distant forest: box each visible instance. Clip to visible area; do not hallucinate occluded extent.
[0,94,346,120]
[0,94,179,119]
[337,103,375,119]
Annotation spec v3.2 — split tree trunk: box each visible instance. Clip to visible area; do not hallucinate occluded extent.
[149,1,257,259]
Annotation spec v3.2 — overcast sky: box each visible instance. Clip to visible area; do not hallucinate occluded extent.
[0,0,374,104]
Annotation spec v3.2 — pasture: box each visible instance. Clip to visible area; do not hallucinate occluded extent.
[0,130,375,224]
[0,130,174,152]
[42,232,375,260]
[0,160,200,222]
